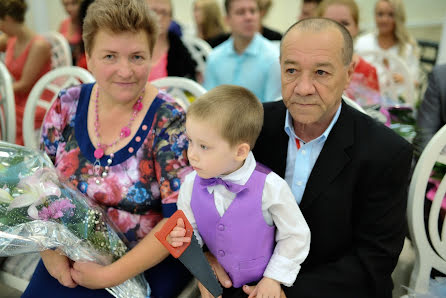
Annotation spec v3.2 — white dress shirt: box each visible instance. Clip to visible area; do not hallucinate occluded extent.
[177,152,311,286]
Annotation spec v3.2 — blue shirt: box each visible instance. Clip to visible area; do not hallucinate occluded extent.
[203,33,281,103]
[284,103,342,204]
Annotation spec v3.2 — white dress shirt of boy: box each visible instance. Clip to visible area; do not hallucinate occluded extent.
[177,151,311,287]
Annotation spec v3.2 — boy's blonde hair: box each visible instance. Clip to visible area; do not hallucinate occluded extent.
[83,0,158,56]
[187,85,264,149]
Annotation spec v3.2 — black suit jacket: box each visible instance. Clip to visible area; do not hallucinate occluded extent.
[253,100,413,298]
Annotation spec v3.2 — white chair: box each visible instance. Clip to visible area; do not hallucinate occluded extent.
[42,31,72,69]
[357,49,416,106]
[151,76,207,110]
[181,36,213,74]
[23,66,95,149]
[406,124,446,294]
[0,62,16,143]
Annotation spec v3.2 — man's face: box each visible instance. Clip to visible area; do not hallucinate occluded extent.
[298,2,318,20]
[226,0,259,40]
[280,27,354,130]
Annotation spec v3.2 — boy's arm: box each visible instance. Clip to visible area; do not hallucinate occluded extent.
[71,218,170,289]
[261,173,311,287]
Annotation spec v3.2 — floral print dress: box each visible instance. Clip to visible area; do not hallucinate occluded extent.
[40,83,191,246]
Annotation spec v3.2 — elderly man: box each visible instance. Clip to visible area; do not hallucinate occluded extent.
[201,18,413,298]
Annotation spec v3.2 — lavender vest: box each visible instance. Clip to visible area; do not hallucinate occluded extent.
[190,163,275,288]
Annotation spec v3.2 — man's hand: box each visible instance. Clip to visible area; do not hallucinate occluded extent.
[243,282,287,298]
[246,277,281,298]
[167,218,191,247]
[197,252,232,298]
[41,249,77,288]
[71,261,114,289]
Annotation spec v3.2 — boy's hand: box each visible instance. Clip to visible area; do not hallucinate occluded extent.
[71,261,115,289]
[245,277,282,298]
[166,218,191,247]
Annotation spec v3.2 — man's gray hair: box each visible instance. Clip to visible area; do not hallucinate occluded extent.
[281,17,353,66]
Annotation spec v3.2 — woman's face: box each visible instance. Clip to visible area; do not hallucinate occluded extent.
[323,4,358,38]
[375,0,395,35]
[147,0,172,36]
[194,2,204,26]
[62,0,80,19]
[86,29,152,105]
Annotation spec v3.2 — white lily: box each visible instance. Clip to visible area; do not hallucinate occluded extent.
[0,188,13,204]
[7,169,62,219]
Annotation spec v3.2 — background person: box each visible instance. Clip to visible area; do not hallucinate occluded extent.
[59,0,82,64]
[146,0,197,82]
[193,0,227,44]
[22,1,192,297]
[0,0,52,146]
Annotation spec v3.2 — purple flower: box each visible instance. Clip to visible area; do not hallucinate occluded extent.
[38,198,76,221]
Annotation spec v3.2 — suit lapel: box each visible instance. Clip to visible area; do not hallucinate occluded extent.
[299,102,355,211]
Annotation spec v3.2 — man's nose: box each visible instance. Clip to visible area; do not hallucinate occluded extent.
[293,74,316,96]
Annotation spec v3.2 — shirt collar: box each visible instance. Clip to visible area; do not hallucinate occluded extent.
[284,102,342,143]
[218,151,256,185]
[227,33,261,56]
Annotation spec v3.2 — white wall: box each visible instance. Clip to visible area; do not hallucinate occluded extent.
[25,0,446,42]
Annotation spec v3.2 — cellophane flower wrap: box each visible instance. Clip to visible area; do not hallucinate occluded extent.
[0,141,148,298]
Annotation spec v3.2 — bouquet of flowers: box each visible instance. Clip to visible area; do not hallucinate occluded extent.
[0,141,148,298]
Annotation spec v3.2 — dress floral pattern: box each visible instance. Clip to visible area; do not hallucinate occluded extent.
[40,83,191,245]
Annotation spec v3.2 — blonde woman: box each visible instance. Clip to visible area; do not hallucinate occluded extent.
[355,0,419,86]
[193,0,227,43]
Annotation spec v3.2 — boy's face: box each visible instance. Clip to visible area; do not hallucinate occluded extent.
[186,117,243,179]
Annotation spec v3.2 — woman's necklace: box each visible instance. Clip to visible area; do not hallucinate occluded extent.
[92,86,144,184]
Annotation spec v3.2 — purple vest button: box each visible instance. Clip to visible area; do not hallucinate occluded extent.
[218,224,225,231]
[218,250,225,257]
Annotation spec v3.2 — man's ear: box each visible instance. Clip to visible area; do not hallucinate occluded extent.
[235,143,250,161]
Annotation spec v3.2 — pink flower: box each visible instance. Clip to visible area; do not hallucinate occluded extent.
[107,208,138,233]
[56,147,80,179]
[38,198,76,220]
[136,212,162,239]
[87,176,123,206]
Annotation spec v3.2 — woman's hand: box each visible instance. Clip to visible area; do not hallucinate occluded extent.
[40,249,77,288]
[71,261,115,289]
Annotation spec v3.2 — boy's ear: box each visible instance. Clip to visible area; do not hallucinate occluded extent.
[235,143,250,161]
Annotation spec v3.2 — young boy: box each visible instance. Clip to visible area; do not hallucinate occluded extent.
[169,85,310,297]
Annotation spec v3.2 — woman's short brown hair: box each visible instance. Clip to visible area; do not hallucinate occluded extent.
[0,0,27,23]
[82,0,158,56]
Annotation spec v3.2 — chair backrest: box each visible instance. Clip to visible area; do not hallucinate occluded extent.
[181,36,213,74]
[407,124,446,293]
[0,62,16,143]
[357,49,416,106]
[42,31,72,69]
[151,76,207,110]
[23,66,95,148]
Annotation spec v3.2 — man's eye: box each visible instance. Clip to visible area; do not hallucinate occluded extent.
[286,68,296,74]
[316,69,327,76]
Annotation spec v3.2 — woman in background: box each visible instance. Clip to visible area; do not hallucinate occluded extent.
[355,0,419,86]
[193,0,227,44]
[318,0,381,105]
[146,0,197,81]
[59,0,82,64]
[0,0,52,145]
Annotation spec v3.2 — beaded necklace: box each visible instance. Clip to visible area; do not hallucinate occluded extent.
[92,86,144,184]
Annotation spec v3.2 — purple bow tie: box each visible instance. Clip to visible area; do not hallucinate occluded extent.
[198,177,247,194]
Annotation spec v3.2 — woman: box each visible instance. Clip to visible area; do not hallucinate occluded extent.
[355,0,419,87]
[59,0,82,64]
[22,0,192,297]
[146,0,197,82]
[317,0,381,106]
[0,0,52,146]
[193,0,227,43]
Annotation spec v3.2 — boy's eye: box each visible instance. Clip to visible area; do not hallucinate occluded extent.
[200,144,208,150]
